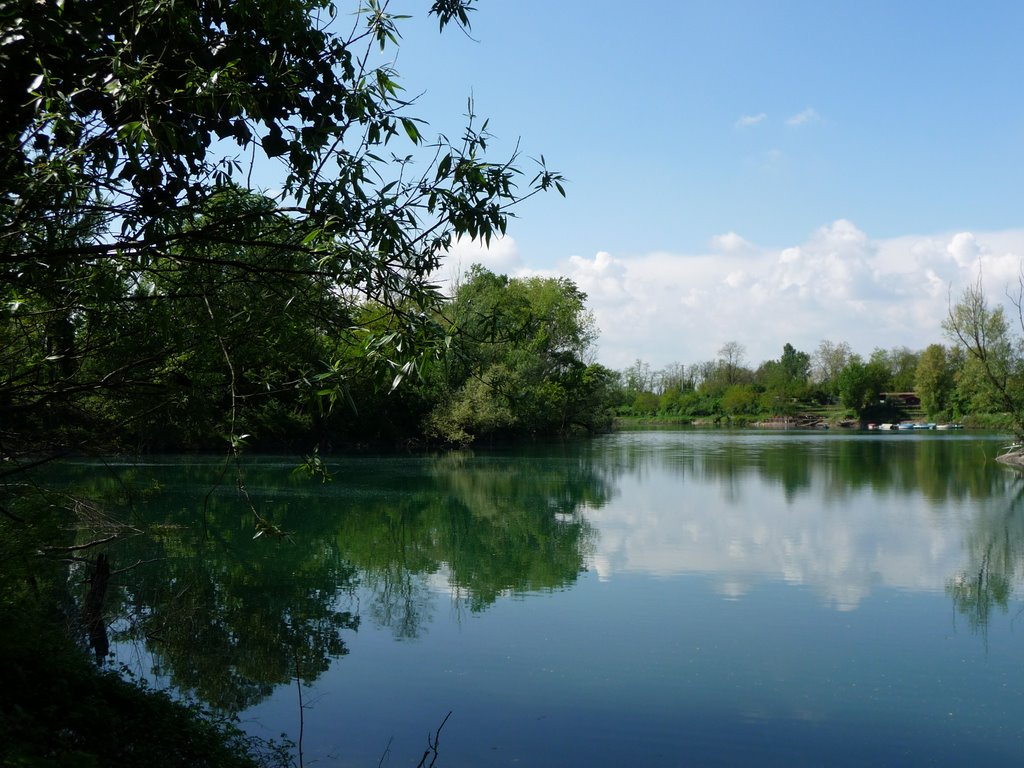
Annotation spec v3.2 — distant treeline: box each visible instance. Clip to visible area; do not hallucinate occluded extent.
[613,335,1016,428]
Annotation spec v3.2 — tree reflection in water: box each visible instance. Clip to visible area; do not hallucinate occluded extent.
[42,435,1024,720]
[946,482,1024,634]
[51,449,607,710]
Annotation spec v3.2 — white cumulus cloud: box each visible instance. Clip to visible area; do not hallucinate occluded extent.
[558,223,1024,370]
[710,231,754,252]
[431,225,1024,375]
[434,234,523,294]
[947,231,981,267]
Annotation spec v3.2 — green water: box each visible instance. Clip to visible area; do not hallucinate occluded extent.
[64,431,1024,765]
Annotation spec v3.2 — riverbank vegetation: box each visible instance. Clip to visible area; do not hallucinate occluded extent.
[612,307,1024,435]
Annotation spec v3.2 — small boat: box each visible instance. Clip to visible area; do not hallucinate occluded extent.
[936,423,964,430]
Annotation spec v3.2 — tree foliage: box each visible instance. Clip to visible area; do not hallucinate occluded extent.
[755,343,811,413]
[915,343,956,418]
[942,277,1024,438]
[869,346,919,393]
[717,341,748,386]
[425,266,615,443]
[835,355,889,414]
[811,340,852,396]
[0,0,567,460]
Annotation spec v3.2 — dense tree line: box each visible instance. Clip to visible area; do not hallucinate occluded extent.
[611,295,1023,431]
[0,0,621,461]
[1,203,615,456]
[614,340,896,423]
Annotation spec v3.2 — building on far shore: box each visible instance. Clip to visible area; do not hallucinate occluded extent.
[879,392,920,407]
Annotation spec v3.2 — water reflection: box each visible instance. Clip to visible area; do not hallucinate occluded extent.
[45,432,1024,721]
[596,430,1006,501]
[947,483,1024,633]
[56,448,608,709]
[334,450,606,631]
[583,432,1022,611]
[106,482,362,711]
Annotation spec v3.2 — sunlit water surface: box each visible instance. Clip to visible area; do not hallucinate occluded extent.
[87,431,1024,766]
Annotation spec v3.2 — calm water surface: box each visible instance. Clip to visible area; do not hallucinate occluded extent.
[86,431,1024,766]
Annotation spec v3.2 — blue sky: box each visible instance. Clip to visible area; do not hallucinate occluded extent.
[377,1,1024,370]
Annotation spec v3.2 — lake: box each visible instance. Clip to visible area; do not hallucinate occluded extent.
[81,430,1024,766]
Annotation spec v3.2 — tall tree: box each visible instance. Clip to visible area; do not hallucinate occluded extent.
[717,341,748,385]
[943,277,1024,440]
[779,343,812,382]
[811,339,852,398]
[915,344,955,419]
[757,343,811,415]
[623,359,654,395]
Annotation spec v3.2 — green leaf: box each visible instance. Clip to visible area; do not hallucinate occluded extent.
[401,118,420,144]
[436,153,452,179]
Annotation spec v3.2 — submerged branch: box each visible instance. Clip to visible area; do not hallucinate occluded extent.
[415,711,452,768]
[41,534,119,553]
